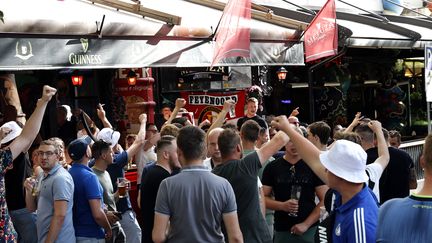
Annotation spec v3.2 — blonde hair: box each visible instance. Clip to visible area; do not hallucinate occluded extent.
[247,97,259,104]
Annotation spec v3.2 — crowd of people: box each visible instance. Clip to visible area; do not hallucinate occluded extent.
[0,88,430,243]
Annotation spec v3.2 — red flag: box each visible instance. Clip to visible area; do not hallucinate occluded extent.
[304,0,338,63]
[211,0,251,67]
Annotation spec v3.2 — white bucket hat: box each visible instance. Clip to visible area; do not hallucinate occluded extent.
[319,139,369,183]
[0,121,22,145]
[96,128,120,148]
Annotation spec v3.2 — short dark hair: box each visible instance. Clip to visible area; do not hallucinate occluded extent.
[240,120,260,142]
[218,128,241,158]
[39,140,60,154]
[221,123,237,130]
[155,135,176,154]
[259,127,267,136]
[354,123,374,143]
[91,140,111,160]
[308,121,331,145]
[172,117,188,127]
[177,126,206,161]
[388,130,401,142]
[161,103,172,110]
[146,123,157,131]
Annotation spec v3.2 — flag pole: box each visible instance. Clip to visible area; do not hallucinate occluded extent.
[280,0,316,15]
[337,0,389,22]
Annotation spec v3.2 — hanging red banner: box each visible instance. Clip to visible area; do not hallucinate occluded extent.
[304,0,338,63]
[211,0,251,66]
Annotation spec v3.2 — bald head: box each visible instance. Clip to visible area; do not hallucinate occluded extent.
[207,128,224,163]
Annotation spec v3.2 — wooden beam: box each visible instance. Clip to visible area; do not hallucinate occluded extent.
[85,0,182,25]
[185,0,307,30]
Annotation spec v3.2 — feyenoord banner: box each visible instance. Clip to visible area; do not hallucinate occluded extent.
[304,0,338,63]
[180,91,246,123]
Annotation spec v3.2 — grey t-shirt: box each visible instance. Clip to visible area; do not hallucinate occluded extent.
[37,163,75,243]
[155,166,237,243]
[93,167,117,211]
[213,151,272,243]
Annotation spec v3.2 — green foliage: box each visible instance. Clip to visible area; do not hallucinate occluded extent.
[0,11,3,24]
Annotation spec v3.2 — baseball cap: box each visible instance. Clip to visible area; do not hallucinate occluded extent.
[0,121,22,145]
[68,136,92,161]
[96,128,120,148]
[319,139,369,183]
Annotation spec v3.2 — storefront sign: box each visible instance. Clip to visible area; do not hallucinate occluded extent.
[0,38,304,70]
[180,91,246,123]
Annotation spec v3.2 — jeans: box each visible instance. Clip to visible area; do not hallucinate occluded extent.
[119,210,142,243]
[9,208,37,243]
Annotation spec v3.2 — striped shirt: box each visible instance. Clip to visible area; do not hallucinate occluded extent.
[333,186,379,243]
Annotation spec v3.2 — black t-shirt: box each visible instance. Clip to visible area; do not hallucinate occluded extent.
[366,147,414,203]
[140,165,170,243]
[213,152,272,243]
[261,157,324,231]
[5,152,32,211]
[237,115,268,130]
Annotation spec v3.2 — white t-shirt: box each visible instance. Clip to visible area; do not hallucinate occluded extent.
[365,163,384,201]
[203,157,212,170]
[136,146,157,184]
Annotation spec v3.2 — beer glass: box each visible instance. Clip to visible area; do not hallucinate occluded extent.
[117,177,130,198]
[288,185,301,217]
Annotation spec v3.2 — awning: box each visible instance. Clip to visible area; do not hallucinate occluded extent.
[336,12,428,49]
[263,2,432,50]
[0,0,306,69]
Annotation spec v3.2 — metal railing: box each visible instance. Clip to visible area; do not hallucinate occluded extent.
[400,139,425,180]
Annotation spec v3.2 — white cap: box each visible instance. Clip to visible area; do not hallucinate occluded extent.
[96,128,120,148]
[0,121,22,145]
[320,140,369,183]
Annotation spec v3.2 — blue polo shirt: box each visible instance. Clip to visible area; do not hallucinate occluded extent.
[37,163,75,243]
[333,186,378,243]
[69,163,105,239]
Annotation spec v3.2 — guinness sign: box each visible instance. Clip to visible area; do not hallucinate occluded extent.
[69,38,102,65]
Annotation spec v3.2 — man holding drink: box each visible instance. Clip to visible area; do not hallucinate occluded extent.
[262,126,327,243]
[24,139,75,243]
[91,140,126,242]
